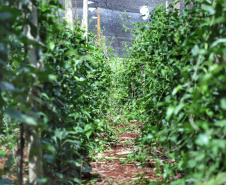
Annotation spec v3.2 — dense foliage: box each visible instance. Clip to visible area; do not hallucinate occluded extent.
[1,0,226,184]
[119,0,226,184]
[0,0,111,184]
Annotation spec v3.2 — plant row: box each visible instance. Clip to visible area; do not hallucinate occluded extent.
[119,0,226,184]
[0,0,111,184]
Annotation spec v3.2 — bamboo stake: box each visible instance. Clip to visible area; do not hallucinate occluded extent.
[97,7,101,46]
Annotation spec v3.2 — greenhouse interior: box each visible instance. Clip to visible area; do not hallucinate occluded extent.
[0,0,226,184]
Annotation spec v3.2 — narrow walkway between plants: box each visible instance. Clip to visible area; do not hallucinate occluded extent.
[86,122,163,184]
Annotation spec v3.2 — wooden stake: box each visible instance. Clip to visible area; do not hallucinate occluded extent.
[97,7,101,46]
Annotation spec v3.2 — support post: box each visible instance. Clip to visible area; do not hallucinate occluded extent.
[97,7,101,46]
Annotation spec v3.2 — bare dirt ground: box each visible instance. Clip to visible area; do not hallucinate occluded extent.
[1,122,179,184]
[87,122,163,185]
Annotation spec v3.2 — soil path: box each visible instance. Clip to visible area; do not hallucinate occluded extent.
[87,122,162,184]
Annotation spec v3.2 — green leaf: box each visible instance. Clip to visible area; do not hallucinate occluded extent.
[211,38,226,48]
[202,4,216,15]
[49,41,55,51]
[172,85,183,95]
[64,49,78,57]
[63,140,80,148]
[73,178,82,184]
[215,119,226,127]
[86,130,92,139]
[48,74,57,81]
[220,98,226,110]
[74,76,85,82]
[55,172,63,179]
[195,173,226,185]
[166,105,174,120]
[54,129,68,141]
[0,150,6,157]
[41,93,49,100]
[5,108,37,126]
[0,82,16,92]
[195,134,209,146]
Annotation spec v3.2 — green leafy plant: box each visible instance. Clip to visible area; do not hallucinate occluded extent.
[0,0,112,184]
[117,0,226,184]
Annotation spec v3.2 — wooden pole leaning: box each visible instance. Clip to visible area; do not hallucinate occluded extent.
[97,7,101,46]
